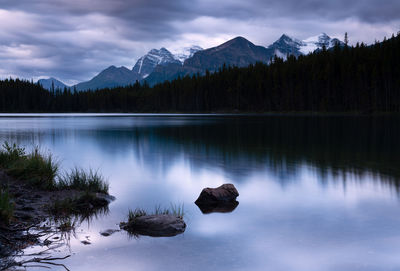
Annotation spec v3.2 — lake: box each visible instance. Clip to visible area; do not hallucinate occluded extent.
[1,114,400,271]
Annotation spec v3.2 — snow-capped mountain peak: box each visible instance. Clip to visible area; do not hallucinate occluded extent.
[132,47,180,78]
[300,33,343,54]
[278,34,304,47]
[303,33,330,48]
[268,33,344,60]
[173,45,203,64]
[132,46,203,79]
[145,47,177,65]
[268,34,305,60]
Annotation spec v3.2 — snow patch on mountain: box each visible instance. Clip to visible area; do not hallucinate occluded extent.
[172,45,203,63]
[300,33,343,54]
[298,43,318,55]
[132,47,180,78]
[280,34,304,47]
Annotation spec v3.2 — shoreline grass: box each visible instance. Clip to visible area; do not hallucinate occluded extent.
[57,168,109,194]
[0,142,109,194]
[0,142,58,190]
[0,188,13,224]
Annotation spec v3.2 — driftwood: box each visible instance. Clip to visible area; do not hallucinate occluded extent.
[2,255,71,271]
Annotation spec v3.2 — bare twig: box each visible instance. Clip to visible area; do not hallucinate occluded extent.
[38,261,70,271]
[2,254,71,271]
[23,265,51,269]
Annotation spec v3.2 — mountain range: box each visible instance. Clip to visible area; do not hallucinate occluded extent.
[38,33,343,91]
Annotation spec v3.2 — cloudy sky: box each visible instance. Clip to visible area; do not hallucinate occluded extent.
[0,0,399,85]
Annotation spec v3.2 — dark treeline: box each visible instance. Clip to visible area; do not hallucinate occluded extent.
[1,33,400,113]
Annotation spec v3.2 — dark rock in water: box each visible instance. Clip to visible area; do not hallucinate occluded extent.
[195,183,239,205]
[120,214,186,237]
[100,229,119,237]
[75,193,115,209]
[196,200,239,214]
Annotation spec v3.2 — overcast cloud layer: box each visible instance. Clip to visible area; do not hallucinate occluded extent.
[0,0,399,84]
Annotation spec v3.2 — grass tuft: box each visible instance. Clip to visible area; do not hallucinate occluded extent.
[127,203,184,222]
[128,208,147,221]
[169,203,185,219]
[57,167,109,194]
[0,188,14,224]
[0,142,58,190]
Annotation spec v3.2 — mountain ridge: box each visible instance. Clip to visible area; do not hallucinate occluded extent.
[75,65,139,91]
[38,77,69,90]
[39,33,343,90]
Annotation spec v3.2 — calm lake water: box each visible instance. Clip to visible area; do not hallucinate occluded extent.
[1,114,400,271]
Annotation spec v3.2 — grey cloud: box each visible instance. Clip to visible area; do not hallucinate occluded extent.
[194,0,400,23]
[2,0,398,23]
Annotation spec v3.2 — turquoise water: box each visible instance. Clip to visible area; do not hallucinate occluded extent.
[1,114,400,271]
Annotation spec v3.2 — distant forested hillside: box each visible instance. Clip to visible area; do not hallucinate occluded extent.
[1,33,399,113]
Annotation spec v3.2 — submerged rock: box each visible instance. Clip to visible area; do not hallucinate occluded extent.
[100,229,119,237]
[196,200,239,214]
[120,214,186,237]
[195,183,239,205]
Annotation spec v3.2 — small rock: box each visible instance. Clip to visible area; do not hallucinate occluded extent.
[100,229,119,237]
[120,214,186,237]
[81,240,91,245]
[195,183,239,205]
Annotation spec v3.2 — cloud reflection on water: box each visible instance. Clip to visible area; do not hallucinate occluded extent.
[1,115,400,270]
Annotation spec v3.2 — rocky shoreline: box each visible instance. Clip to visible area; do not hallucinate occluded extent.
[1,159,240,270]
[0,170,113,270]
